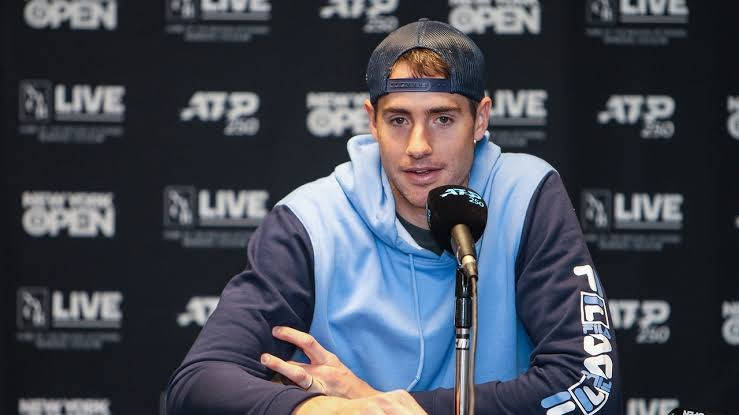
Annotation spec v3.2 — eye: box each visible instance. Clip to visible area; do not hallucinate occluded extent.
[436,115,453,125]
[389,117,408,126]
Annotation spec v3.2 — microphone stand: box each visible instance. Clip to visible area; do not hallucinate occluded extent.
[455,266,477,415]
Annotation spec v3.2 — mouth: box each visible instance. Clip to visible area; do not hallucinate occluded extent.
[402,166,443,185]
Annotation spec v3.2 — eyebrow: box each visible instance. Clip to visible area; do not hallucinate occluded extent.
[382,105,463,117]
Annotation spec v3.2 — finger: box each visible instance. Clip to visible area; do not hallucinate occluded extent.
[260,353,312,389]
[385,391,426,414]
[272,326,333,365]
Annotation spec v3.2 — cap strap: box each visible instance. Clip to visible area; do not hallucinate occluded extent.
[385,78,451,94]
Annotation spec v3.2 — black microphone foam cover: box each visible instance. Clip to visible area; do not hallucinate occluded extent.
[426,185,488,253]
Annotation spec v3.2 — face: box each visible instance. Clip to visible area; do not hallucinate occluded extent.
[364,62,492,227]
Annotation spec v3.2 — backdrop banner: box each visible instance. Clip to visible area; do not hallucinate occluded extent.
[3,1,738,414]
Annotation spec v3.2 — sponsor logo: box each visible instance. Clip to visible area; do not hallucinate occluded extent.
[22,191,115,238]
[178,296,220,327]
[24,0,118,30]
[581,189,683,251]
[306,92,368,138]
[16,287,123,350]
[626,398,679,415]
[540,265,613,415]
[319,0,399,34]
[165,0,271,42]
[585,0,689,46]
[722,301,739,346]
[610,299,671,344]
[18,80,125,143]
[728,96,739,140]
[19,398,112,415]
[180,91,260,136]
[489,89,548,147]
[163,186,269,248]
[597,95,676,139]
[439,187,485,208]
[449,0,541,35]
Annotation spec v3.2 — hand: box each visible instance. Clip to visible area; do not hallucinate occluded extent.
[261,326,379,399]
[293,390,428,415]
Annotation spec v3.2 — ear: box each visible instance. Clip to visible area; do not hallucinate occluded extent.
[364,99,379,141]
[473,96,492,140]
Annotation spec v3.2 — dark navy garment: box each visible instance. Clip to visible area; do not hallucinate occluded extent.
[166,171,623,415]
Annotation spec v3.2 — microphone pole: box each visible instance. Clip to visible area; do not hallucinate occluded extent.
[452,225,477,415]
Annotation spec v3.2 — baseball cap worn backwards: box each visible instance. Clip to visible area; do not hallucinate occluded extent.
[366,18,486,103]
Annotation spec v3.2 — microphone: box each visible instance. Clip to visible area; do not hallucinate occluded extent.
[426,185,487,415]
[426,185,488,277]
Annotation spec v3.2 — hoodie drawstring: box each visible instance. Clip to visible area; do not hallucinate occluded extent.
[406,253,425,391]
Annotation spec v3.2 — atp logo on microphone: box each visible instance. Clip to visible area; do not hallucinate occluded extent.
[439,187,485,208]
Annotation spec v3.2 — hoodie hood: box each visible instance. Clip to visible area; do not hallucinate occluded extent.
[333,132,501,257]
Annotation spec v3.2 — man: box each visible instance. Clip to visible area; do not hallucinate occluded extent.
[167,19,622,415]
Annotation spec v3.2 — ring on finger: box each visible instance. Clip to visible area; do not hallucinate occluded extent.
[303,374,314,390]
[305,376,326,394]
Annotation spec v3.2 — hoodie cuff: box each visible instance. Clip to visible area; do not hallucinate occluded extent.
[265,386,324,415]
[409,389,438,414]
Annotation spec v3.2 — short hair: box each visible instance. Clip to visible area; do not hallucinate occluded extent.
[388,48,479,117]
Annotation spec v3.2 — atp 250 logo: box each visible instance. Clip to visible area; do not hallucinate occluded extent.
[319,0,398,33]
[180,91,260,136]
[597,95,676,139]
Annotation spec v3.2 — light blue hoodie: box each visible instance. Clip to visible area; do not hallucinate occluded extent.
[278,133,554,392]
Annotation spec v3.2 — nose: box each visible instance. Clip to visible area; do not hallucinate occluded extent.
[406,123,432,159]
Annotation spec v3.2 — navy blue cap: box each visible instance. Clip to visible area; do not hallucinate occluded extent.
[366,18,486,103]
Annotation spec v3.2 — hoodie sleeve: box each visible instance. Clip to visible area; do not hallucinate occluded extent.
[166,205,323,415]
[410,171,623,415]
